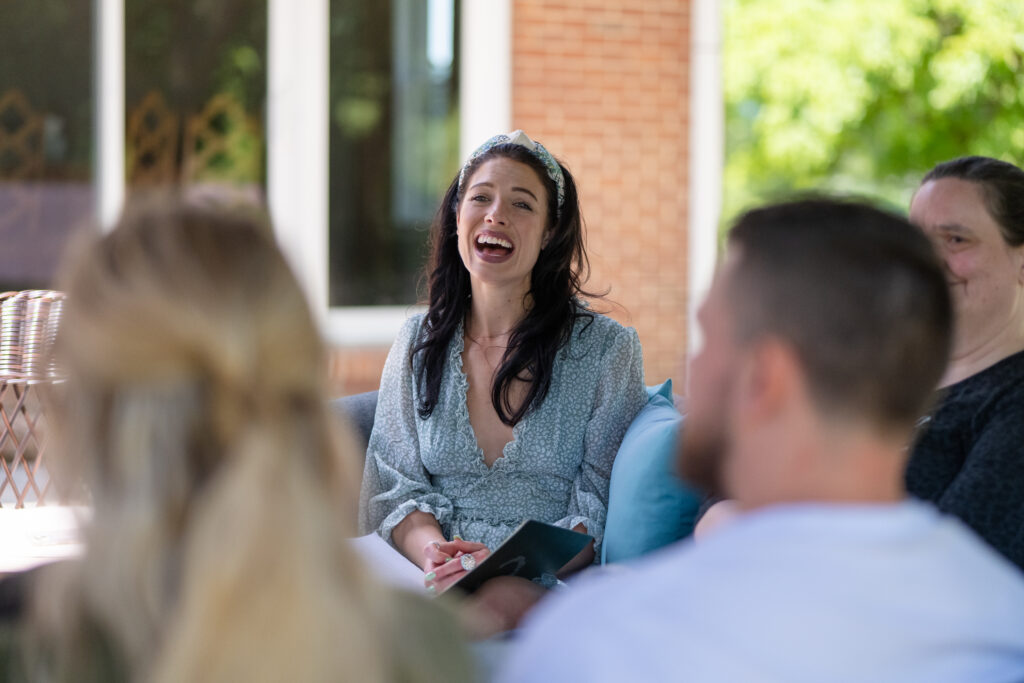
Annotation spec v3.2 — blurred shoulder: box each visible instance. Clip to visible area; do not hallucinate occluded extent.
[504,562,674,680]
[383,590,478,683]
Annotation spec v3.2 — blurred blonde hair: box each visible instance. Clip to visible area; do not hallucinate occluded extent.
[25,194,435,681]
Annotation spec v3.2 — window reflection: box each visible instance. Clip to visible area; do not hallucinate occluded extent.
[0,2,93,291]
[125,0,266,192]
[329,0,460,306]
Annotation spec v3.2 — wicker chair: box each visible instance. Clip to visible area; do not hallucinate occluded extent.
[0,290,65,507]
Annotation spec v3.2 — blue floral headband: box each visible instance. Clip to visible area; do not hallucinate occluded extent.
[458,130,566,218]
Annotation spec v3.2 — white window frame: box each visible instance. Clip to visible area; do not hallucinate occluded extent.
[94,0,125,233]
[687,0,723,361]
[95,0,720,353]
[273,0,513,347]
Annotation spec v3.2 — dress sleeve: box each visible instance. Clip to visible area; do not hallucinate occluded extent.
[553,322,646,557]
[358,317,455,542]
[933,403,1024,569]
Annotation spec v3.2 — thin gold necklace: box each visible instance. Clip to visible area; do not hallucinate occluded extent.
[464,316,514,348]
[464,331,510,349]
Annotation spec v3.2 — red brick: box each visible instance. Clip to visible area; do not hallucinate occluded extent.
[512,0,692,385]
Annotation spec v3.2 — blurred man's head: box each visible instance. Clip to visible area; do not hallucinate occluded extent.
[680,199,952,506]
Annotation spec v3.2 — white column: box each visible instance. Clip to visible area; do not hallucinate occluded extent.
[94,0,125,232]
[267,0,330,321]
[687,0,723,362]
[460,0,512,158]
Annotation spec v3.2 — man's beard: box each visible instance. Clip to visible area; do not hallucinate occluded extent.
[678,416,729,498]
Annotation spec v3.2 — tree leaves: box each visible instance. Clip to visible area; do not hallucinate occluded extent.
[725,0,1024,222]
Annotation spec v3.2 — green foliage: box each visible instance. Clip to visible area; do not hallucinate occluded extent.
[724,0,1024,223]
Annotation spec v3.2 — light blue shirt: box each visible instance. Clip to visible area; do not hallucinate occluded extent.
[499,501,1024,683]
[359,311,646,555]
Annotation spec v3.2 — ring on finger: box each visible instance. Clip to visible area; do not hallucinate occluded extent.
[460,554,477,571]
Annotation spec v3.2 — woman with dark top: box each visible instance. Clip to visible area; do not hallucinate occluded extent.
[359,131,646,630]
[906,155,1024,572]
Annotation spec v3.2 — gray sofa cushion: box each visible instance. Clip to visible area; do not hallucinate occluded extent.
[331,390,379,457]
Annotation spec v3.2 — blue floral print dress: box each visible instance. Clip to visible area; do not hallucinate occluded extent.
[359,311,646,557]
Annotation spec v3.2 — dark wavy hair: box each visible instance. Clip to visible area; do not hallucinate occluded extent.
[412,142,594,426]
[922,156,1024,246]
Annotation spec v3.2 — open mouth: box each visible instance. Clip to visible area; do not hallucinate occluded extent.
[475,233,514,257]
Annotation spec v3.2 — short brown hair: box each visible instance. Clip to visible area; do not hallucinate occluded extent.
[726,198,952,431]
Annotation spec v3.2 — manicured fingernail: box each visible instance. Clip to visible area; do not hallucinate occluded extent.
[453,534,463,540]
[444,557,453,563]
[426,585,436,594]
[424,571,436,581]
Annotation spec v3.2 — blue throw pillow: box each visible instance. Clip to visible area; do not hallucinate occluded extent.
[602,379,701,564]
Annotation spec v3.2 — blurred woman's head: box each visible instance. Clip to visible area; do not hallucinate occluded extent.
[53,192,362,519]
[34,193,389,682]
[911,156,1024,368]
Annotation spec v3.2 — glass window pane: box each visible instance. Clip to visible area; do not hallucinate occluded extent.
[329,0,460,306]
[0,1,94,290]
[125,0,267,195]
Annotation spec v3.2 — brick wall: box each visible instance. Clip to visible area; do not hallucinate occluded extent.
[329,0,692,396]
[511,0,691,386]
[327,347,390,397]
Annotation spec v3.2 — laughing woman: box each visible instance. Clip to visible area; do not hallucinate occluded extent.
[359,131,646,629]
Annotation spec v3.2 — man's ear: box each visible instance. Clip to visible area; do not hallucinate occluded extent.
[734,338,801,422]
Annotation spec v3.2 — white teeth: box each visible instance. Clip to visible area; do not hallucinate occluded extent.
[476,234,513,249]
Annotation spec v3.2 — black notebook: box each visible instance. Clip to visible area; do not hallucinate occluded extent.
[445,519,593,595]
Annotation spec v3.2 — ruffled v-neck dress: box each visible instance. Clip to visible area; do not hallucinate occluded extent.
[358,311,646,556]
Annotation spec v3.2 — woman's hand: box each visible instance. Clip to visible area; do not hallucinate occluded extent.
[423,539,490,593]
[556,523,595,578]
